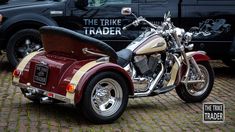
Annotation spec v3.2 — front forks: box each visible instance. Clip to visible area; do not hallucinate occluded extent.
[181,51,205,85]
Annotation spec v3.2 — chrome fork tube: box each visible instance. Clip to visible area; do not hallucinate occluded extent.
[182,51,190,83]
[190,57,203,77]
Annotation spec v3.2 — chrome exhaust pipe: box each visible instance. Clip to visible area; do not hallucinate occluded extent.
[40,97,53,103]
[25,92,37,99]
[134,63,164,97]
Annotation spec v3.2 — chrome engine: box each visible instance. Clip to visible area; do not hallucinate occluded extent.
[134,54,161,76]
[129,54,162,92]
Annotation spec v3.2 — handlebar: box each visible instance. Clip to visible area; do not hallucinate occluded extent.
[122,21,135,30]
[122,17,159,30]
[123,15,192,51]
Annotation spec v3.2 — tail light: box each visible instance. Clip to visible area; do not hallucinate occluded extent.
[66,83,75,93]
[13,69,21,77]
[47,93,54,97]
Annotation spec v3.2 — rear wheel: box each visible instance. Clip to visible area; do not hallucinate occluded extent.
[81,72,128,124]
[176,61,214,102]
[6,29,42,67]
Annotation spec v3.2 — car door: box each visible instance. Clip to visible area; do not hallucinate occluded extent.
[66,0,139,51]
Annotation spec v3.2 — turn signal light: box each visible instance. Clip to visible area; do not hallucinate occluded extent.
[13,69,21,77]
[66,84,75,93]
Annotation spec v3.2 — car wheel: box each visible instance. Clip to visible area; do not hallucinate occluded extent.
[6,29,42,67]
[176,61,214,102]
[81,72,128,124]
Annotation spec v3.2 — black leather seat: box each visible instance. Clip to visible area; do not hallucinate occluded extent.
[40,26,133,66]
[117,49,133,67]
[40,26,118,60]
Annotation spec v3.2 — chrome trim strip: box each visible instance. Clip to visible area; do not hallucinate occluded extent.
[82,48,107,57]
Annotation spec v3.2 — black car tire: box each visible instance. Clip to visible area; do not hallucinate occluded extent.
[6,29,41,67]
[81,71,128,124]
[176,61,214,103]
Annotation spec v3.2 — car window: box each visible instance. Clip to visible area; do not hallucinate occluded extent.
[88,0,131,7]
[145,0,167,2]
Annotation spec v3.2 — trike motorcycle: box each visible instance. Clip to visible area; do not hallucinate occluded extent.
[12,8,214,124]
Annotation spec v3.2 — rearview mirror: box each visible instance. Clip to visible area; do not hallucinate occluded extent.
[74,0,88,9]
[121,7,132,16]
[164,11,171,22]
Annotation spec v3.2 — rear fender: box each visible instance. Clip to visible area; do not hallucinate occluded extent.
[66,61,134,105]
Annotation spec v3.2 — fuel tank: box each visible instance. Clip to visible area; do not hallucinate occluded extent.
[127,33,167,55]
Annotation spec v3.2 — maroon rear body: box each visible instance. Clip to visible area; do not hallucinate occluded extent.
[13,26,134,104]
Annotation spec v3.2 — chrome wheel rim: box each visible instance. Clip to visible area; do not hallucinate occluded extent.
[186,64,210,96]
[15,37,41,61]
[91,78,123,117]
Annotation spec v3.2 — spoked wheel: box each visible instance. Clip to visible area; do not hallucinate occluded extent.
[6,29,42,67]
[81,72,128,124]
[176,61,214,102]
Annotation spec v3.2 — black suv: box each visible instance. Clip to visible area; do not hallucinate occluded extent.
[0,0,235,67]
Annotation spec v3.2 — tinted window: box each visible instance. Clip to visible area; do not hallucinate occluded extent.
[145,0,167,3]
[88,0,131,7]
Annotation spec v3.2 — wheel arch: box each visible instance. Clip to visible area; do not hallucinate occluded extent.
[0,13,58,48]
[74,63,134,105]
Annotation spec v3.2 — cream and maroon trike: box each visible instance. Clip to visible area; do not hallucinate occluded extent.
[12,10,214,123]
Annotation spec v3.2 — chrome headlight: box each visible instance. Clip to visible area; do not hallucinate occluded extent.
[174,27,185,42]
[184,32,193,43]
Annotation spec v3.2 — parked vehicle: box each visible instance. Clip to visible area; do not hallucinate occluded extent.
[0,0,235,67]
[12,10,214,123]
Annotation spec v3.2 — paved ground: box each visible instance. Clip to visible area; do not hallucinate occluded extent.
[0,54,234,132]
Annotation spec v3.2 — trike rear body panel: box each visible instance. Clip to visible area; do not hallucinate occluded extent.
[12,26,134,105]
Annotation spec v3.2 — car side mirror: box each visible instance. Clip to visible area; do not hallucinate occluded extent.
[74,0,88,9]
[121,7,132,16]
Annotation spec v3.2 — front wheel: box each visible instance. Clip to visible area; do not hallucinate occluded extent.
[81,72,129,124]
[176,61,214,102]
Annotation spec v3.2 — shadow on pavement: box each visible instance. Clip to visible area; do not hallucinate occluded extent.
[213,66,235,78]
[21,102,94,125]
[0,55,14,72]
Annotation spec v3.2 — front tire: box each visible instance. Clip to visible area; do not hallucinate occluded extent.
[81,72,129,124]
[176,61,214,102]
[6,29,42,67]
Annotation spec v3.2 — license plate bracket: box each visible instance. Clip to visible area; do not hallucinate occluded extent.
[33,64,49,85]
